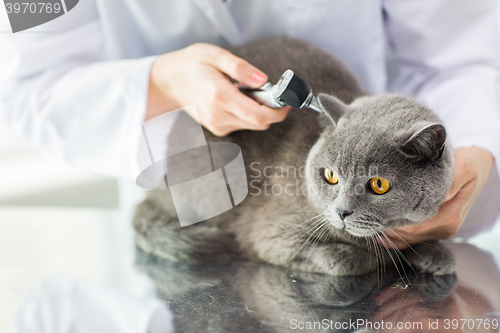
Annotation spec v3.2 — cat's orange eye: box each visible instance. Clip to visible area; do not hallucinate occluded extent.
[369,177,391,194]
[323,168,338,184]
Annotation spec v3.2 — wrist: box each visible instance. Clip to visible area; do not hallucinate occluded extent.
[145,55,181,121]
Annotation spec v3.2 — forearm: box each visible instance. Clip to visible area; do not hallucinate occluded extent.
[1,56,156,179]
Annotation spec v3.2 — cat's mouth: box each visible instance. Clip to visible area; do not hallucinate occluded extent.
[341,220,383,237]
[327,211,384,237]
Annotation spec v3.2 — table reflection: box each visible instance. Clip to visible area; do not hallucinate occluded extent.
[136,242,498,333]
[12,243,500,333]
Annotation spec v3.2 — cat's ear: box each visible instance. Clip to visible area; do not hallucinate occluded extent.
[401,123,446,161]
[318,94,348,124]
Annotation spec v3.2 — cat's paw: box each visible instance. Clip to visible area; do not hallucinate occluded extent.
[405,242,456,275]
[410,274,458,299]
[298,244,375,276]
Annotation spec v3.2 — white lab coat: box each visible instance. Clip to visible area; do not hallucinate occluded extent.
[1,0,500,236]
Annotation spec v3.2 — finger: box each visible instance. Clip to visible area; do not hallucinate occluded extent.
[395,181,472,236]
[444,175,470,202]
[444,150,475,201]
[376,235,410,249]
[399,178,476,236]
[202,120,238,137]
[205,46,268,88]
[395,218,442,235]
[218,111,273,132]
[203,110,274,136]
[381,229,429,248]
[221,83,292,126]
[382,148,487,246]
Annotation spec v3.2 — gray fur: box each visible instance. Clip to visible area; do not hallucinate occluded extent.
[133,37,456,276]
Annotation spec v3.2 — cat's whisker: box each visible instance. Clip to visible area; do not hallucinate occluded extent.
[385,228,425,261]
[374,235,387,277]
[380,231,417,280]
[369,235,386,287]
[375,233,405,282]
[382,231,415,283]
[293,218,328,240]
[364,237,373,273]
[292,219,328,260]
[378,241,386,284]
[380,231,409,264]
[294,213,325,229]
[310,224,331,251]
[368,236,382,289]
[387,227,438,250]
[313,224,330,246]
[303,223,331,265]
[390,288,416,331]
[292,218,325,238]
[295,224,325,262]
[304,232,326,265]
[421,242,439,249]
[368,236,378,265]
[400,291,422,330]
[321,225,332,247]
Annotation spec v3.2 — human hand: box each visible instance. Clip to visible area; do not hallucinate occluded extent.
[378,146,494,250]
[146,43,291,136]
[370,280,497,333]
[370,283,438,333]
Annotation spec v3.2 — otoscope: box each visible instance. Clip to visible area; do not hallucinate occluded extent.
[241,69,323,113]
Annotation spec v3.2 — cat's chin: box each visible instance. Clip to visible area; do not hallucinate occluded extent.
[344,228,378,238]
[330,220,380,238]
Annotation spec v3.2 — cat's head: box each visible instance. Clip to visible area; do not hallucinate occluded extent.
[305,94,454,237]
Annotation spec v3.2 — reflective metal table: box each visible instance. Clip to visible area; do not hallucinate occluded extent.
[3,207,499,333]
[136,242,500,333]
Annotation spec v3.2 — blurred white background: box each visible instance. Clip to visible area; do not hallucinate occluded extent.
[0,6,118,207]
[0,119,118,207]
[0,7,134,332]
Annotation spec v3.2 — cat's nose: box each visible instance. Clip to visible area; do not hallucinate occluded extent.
[335,208,353,221]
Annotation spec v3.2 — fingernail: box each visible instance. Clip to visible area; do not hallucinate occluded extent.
[375,294,382,305]
[251,71,266,83]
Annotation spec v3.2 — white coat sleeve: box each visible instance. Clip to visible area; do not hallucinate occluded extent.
[0,0,156,180]
[383,0,500,237]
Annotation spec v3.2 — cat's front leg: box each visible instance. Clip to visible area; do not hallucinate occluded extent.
[290,244,376,276]
[409,273,458,299]
[404,241,456,275]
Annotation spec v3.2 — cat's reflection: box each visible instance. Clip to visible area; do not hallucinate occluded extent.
[135,248,458,333]
[236,264,381,332]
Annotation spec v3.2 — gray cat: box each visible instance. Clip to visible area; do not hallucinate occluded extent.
[133,37,456,276]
